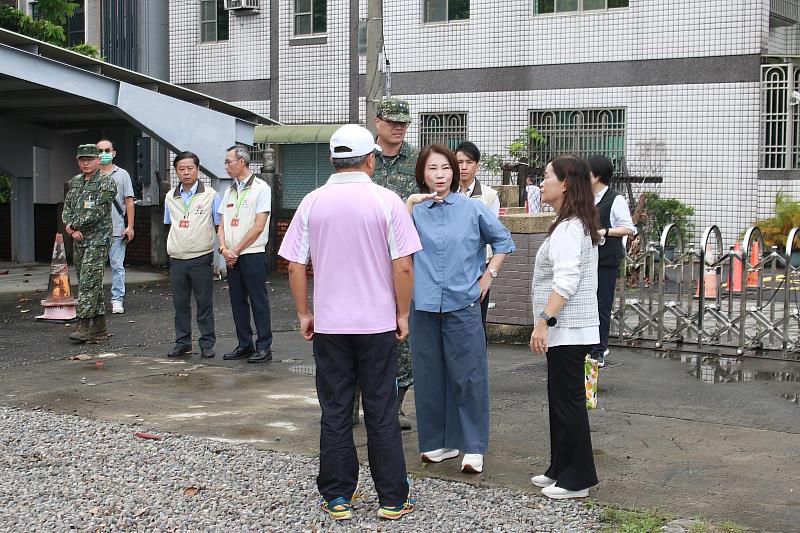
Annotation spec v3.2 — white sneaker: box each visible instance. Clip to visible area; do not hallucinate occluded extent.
[541,484,589,499]
[531,474,557,488]
[420,448,460,463]
[111,301,124,314]
[461,453,483,474]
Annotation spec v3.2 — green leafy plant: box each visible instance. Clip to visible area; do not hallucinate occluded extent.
[34,0,79,27]
[69,42,100,58]
[482,127,546,177]
[0,170,11,204]
[0,4,66,45]
[640,192,695,245]
[754,191,800,250]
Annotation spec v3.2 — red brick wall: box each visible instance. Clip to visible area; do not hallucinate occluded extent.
[275,217,313,276]
[123,206,153,265]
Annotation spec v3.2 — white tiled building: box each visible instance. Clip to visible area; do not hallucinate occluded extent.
[169,0,800,244]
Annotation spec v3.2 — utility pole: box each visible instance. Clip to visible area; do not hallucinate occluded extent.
[365,0,384,135]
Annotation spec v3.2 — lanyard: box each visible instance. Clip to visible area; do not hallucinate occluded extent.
[179,191,198,218]
[233,186,250,217]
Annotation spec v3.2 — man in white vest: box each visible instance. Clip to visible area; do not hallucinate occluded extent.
[164,151,221,358]
[218,145,274,364]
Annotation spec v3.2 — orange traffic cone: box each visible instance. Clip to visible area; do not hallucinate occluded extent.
[726,241,760,293]
[726,242,744,293]
[695,244,719,299]
[36,233,77,321]
[746,241,759,288]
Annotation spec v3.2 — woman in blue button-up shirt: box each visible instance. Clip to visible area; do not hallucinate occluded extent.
[406,144,515,475]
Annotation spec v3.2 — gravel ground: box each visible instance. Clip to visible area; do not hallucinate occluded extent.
[0,406,601,532]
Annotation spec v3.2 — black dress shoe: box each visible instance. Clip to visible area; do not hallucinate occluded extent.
[201,348,216,359]
[167,345,192,357]
[247,348,273,364]
[223,346,254,360]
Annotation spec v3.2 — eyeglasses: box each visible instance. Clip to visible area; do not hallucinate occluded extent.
[224,158,241,165]
[98,148,113,153]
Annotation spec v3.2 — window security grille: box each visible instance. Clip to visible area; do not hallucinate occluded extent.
[529,109,626,173]
[420,112,468,151]
[759,63,800,169]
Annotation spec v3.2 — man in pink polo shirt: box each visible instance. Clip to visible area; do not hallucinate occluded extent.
[279,124,421,522]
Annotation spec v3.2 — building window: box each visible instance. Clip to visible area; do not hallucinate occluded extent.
[67,0,85,47]
[294,0,326,36]
[424,0,469,23]
[535,0,628,15]
[420,112,468,150]
[529,108,626,172]
[200,0,229,43]
[760,63,800,169]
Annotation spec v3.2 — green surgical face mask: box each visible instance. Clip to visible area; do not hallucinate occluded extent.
[99,153,113,165]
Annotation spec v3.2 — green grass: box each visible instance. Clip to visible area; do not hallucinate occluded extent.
[599,506,673,533]
[718,521,746,533]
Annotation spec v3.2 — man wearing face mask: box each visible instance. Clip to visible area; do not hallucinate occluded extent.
[97,139,135,315]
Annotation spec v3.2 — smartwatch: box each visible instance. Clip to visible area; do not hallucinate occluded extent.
[539,311,557,327]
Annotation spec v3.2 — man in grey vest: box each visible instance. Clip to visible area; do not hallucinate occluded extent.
[588,156,636,367]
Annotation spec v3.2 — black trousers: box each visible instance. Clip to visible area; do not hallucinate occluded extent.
[545,344,598,491]
[313,332,408,507]
[592,265,619,356]
[227,252,272,351]
[169,252,216,350]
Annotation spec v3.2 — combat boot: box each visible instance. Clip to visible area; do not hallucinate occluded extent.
[89,315,108,339]
[397,386,412,430]
[69,318,92,342]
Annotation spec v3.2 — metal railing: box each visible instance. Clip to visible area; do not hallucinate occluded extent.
[612,225,800,359]
[772,0,800,24]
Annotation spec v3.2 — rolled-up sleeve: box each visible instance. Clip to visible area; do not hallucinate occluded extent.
[549,220,583,299]
[477,203,515,254]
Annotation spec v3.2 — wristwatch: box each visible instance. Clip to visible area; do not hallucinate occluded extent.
[488,268,498,278]
[539,311,557,327]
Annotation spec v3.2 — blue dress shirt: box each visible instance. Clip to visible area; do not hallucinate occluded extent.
[412,192,515,313]
[163,180,222,225]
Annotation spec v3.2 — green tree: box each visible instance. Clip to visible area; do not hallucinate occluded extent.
[34,0,79,27]
[0,3,99,57]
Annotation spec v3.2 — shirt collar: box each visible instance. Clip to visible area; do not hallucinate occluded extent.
[231,173,255,191]
[594,185,609,205]
[174,180,203,198]
[425,191,458,208]
[326,171,373,185]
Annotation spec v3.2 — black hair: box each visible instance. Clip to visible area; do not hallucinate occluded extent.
[415,144,460,194]
[587,155,614,186]
[455,141,481,163]
[173,151,200,169]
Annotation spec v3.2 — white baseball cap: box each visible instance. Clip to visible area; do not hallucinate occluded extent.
[330,124,382,159]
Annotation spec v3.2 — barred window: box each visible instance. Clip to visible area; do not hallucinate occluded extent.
[759,63,800,169]
[424,0,469,23]
[200,0,228,43]
[529,109,626,172]
[294,0,326,36]
[419,112,468,151]
[535,0,628,15]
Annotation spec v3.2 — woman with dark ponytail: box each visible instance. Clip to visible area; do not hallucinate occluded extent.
[528,155,601,499]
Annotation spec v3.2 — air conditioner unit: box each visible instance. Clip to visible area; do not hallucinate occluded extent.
[224,0,259,10]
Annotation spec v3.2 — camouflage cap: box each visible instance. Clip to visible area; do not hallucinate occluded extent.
[377,98,411,123]
[76,144,100,158]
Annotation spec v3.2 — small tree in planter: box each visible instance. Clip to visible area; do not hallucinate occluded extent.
[639,192,695,247]
[481,127,546,179]
[755,191,800,266]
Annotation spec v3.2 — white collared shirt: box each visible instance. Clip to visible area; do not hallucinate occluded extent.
[595,186,637,234]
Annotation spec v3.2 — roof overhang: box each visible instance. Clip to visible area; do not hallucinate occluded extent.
[254,124,344,144]
[0,28,280,181]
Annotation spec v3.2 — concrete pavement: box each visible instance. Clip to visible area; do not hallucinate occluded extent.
[0,265,798,531]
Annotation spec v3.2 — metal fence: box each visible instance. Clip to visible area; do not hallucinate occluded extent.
[612,225,800,359]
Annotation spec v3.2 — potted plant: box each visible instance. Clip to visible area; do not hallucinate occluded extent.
[755,191,800,267]
[639,192,695,252]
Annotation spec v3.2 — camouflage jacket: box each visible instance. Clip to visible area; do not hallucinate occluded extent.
[372,141,418,200]
[63,170,116,245]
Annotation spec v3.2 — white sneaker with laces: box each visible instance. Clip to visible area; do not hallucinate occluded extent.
[420,448,460,463]
[111,300,124,314]
[531,474,557,488]
[461,453,483,474]
[541,484,589,499]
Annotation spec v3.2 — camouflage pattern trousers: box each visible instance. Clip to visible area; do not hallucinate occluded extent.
[74,242,110,319]
[397,339,413,389]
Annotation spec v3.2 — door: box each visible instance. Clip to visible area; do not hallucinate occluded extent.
[10,176,34,263]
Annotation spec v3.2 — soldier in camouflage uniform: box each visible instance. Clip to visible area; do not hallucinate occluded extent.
[370,98,419,429]
[63,144,117,342]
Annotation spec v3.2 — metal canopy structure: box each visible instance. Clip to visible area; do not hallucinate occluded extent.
[0,28,279,181]
[254,124,343,144]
